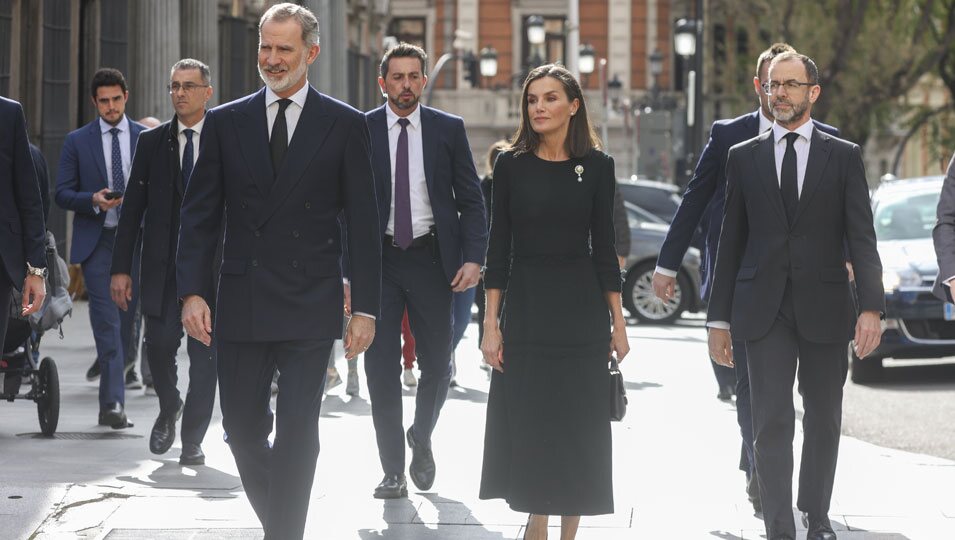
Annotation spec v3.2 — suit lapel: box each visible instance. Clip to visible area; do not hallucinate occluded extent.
[87,121,109,186]
[420,106,437,193]
[166,117,183,196]
[793,128,832,226]
[755,131,789,229]
[256,87,334,228]
[233,88,274,195]
[368,106,391,214]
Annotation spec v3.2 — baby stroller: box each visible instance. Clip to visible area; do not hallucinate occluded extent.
[1,231,72,436]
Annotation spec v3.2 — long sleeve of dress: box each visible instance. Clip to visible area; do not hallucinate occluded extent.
[484,153,512,290]
[592,155,622,292]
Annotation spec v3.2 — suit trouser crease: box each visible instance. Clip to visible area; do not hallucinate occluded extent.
[364,242,453,476]
[733,339,755,477]
[144,274,216,444]
[745,283,846,539]
[218,338,332,540]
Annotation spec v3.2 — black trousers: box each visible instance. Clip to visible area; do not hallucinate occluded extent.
[364,240,453,477]
[144,275,216,445]
[0,267,12,347]
[218,338,333,540]
[746,283,847,540]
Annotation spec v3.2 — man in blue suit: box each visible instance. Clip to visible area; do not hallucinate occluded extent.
[651,44,839,512]
[177,5,381,539]
[55,68,145,428]
[0,97,47,345]
[363,43,487,499]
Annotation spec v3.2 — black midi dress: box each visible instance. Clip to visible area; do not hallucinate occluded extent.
[479,148,621,516]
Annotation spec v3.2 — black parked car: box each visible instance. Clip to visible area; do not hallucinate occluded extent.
[851,175,955,382]
[617,176,704,250]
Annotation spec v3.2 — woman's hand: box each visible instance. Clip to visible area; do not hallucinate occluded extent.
[610,324,630,363]
[481,324,504,372]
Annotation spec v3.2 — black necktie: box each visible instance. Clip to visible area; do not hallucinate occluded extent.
[781,132,799,226]
[269,98,292,185]
[181,128,195,189]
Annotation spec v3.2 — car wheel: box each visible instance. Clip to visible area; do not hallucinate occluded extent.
[624,261,690,324]
[848,343,883,383]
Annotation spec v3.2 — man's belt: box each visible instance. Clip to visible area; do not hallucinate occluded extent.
[384,231,434,249]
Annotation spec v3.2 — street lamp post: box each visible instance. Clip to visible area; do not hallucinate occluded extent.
[579,43,595,87]
[480,45,498,83]
[526,15,545,71]
[674,18,698,187]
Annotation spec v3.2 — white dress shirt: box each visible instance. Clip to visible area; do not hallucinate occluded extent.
[655,110,777,278]
[707,119,817,331]
[265,84,308,143]
[177,115,205,167]
[98,116,132,228]
[385,104,434,237]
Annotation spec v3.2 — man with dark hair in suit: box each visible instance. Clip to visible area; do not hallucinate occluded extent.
[176,4,380,539]
[55,68,145,429]
[651,43,840,512]
[0,97,47,345]
[707,52,883,540]
[111,59,218,466]
[362,42,487,499]
[933,153,955,304]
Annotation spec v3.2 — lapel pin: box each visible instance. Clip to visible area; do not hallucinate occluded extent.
[575,164,584,182]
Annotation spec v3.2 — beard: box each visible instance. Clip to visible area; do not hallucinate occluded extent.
[772,94,810,124]
[258,56,308,94]
[389,92,419,111]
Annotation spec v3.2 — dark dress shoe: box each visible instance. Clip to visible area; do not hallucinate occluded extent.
[86,360,101,381]
[806,513,837,540]
[406,427,435,491]
[179,443,205,466]
[373,474,408,499]
[746,473,761,513]
[99,403,131,429]
[149,399,183,455]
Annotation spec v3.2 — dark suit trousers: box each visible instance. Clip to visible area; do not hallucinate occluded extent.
[364,241,453,476]
[733,338,754,478]
[82,228,139,406]
[144,274,216,444]
[0,267,11,347]
[746,283,847,540]
[217,338,332,540]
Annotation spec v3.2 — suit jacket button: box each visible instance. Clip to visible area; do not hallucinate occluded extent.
[254,230,262,237]
[251,259,259,267]
[292,260,299,268]
[304,201,311,209]
[241,201,248,209]
[292,230,300,238]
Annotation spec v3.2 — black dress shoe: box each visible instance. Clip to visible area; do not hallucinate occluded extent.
[99,403,131,429]
[746,473,761,514]
[717,382,735,401]
[125,369,143,390]
[373,474,408,499]
[149,399,183,455]
[86,360,101,381]
[406,427,435,491]
[179,443,205,466]
[806,513,837,540]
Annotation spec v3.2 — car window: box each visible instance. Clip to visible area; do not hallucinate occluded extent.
[624,201,666,225]
[618,184,681,222]
[873,191,937,241]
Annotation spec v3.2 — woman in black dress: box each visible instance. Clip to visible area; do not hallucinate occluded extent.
[479,64,630,539]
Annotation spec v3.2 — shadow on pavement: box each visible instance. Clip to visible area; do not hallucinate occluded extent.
[321,394,373,418]
[446,385,489,404]
[624,381,662,392]
[116,460,243,498]
[357,494,509,539]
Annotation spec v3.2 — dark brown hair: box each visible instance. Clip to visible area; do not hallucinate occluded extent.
[508,64,600,158]
[485,139,509,176]
[770,51,819,85]
[755,43,795,79]
[380,42,428,78]
[90,67,128,97]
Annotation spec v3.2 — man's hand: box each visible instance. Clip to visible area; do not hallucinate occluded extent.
[343,281,352,316]
[344,314,375,359]
[92,188,122,211]
[21,275,46,316]
[181,295,213,347]
[853,310,883,358]
[708,328,734,368]
[651,271,676,302]
[846,261,855,282]
[451,262,481,292]
[110,274,133,311]
[617,256,627,270]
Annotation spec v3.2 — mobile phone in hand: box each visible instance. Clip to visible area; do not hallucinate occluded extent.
[104,190,123,200]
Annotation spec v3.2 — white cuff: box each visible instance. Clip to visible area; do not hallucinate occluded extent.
[943,275,955,285]
[352,311,375,320]
[654,266,678,278]
[706,321,730,330]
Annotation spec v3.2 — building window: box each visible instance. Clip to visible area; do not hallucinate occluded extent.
[386,17,426,50]
[521,16,566,69]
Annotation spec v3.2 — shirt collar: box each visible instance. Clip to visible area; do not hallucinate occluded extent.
[265,83,309,110]
[178,114,206,136]
[772,119,814,145]
[100,115,129,134]
[386,102,421,130]
[757,110,774,133]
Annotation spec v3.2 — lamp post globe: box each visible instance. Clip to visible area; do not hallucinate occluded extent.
[480,46,498,78]
[579,43,596,75]
[674,18,697,57]
[527,15,546,46]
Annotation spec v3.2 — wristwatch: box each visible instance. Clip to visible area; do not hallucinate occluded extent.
[26,262,48,279]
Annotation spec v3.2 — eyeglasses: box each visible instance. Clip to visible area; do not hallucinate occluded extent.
[761,80,815,95]
[167,83,209,93]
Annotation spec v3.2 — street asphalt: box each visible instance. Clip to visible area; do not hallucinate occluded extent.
[1,302,953,539]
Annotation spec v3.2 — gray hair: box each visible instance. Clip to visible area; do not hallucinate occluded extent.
[259,2,320,48]
[170,58,211,85]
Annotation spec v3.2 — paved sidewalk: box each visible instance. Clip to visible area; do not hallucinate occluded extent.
[1,302,953,539]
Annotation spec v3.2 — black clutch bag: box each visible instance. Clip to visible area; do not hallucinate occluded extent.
[609,357,627,421]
